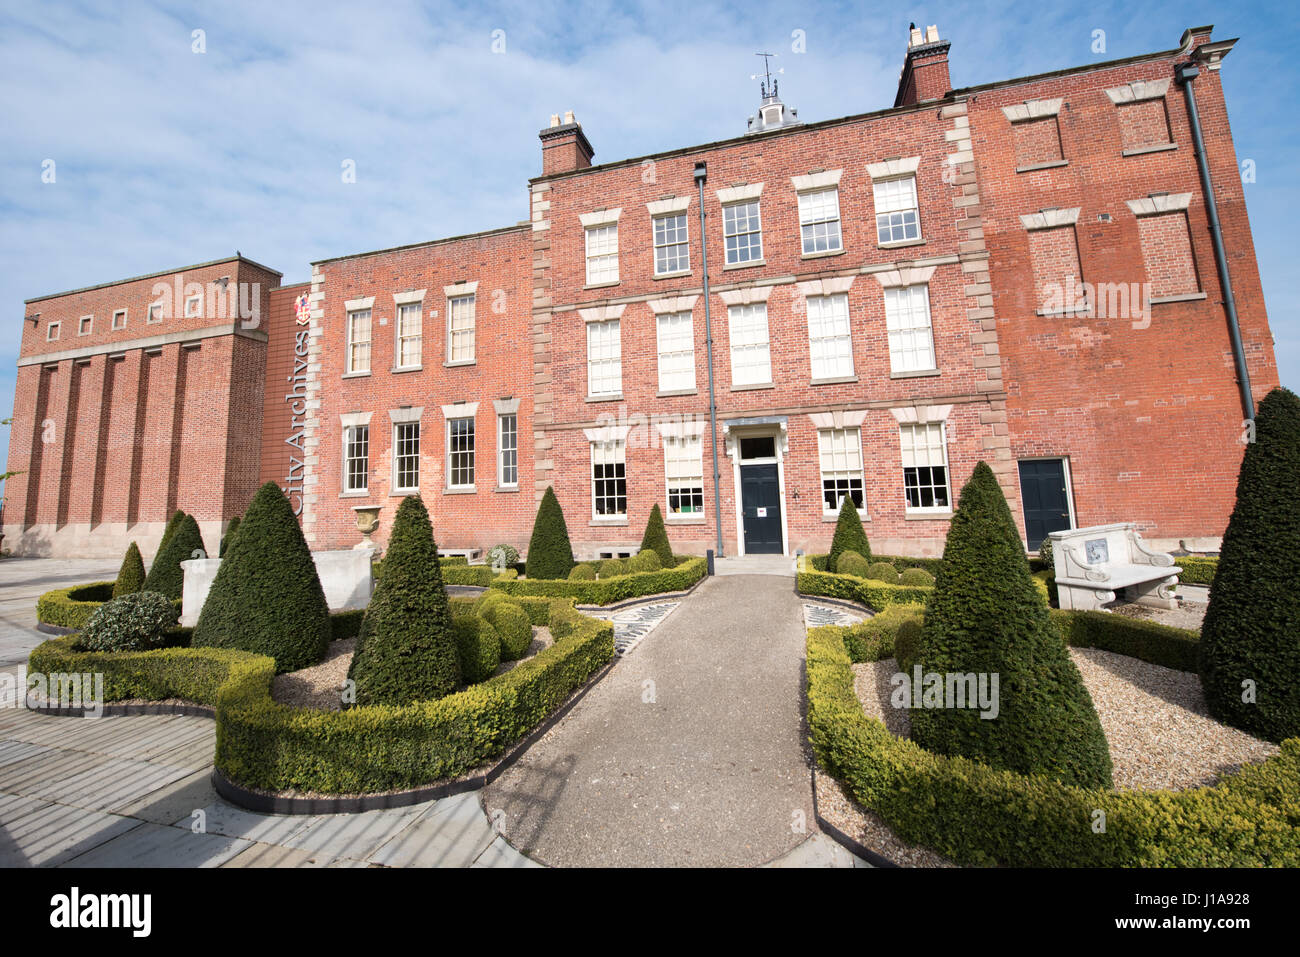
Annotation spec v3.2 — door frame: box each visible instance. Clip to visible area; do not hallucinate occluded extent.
[1017,455,1077,552]
[724,422,790,557]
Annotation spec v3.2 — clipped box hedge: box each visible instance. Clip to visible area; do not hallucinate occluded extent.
[37,582,183,631]
[796,556,933,609]
[1053,608,1200,673]
[806,621,1300,866]
[488,556,706,605]
[441,565,519,587]
[28,599,614,795]
[1177,555,1217,587]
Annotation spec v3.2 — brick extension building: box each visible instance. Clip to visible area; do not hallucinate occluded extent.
[3,24,1277,561]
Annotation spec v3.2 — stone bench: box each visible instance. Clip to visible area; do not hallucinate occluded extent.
[438,547,482,563]
[1049,522,1181,612]
[180,548,376,627]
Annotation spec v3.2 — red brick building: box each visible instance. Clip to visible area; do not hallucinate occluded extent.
[4,24,1277,561]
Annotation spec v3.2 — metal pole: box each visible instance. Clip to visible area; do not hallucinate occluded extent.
[695,162,724,557]
[1175,61,1255,422]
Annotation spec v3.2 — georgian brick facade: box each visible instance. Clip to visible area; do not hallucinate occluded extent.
[4,24,1277,561]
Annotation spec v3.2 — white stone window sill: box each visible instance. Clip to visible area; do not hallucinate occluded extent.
[589,518,628,527]
[390,489,419,497]
[811,375,859,386]
[1149,292,1208,304]
[1015,159,1069,173]
[823,512,870,523]
[340,491,370,499]
[1122,143,1177,157]
[723,258,765,271]
[905,509,953,520]
[878,237,925,250]
[801,247,846,260]
[444,486,477,495]
[730,381,775,392]
[444,359,476,368]
[342,370,371,379]
[391,365,423,374]
[494,486,520,494]
[653,269,693,281]
[657,388,699,398]
[891,368,941,379]
[584,280,621,291]
[666,515,706,525]
[586,393,624,403]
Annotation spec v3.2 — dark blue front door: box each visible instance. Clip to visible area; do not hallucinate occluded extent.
[1018,459,1071,551]
[741,464,782,554]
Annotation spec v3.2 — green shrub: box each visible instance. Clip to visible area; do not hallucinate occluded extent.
[1177,556,1217,586]
[487,543,520,569]
[568,563,597,581]
[913,461,1112,790]
[491,556,707,606]
[219,516,241,558]
[836,602,924,662]
[598,558,627,578]
[796,558,932,610]
[157,509,186,552]
[1037,536,1054,566]
[441,565,517,586]
[628,549,662,573]
[525,486,574,580]
[899,567,934,587]
[79,592,179,652]
[893,617,924,674]
[329,609,366,641]
[640,504,674,568]
[547,599,583,641]
[451,614,502,684]
[473,589,508,616]
[112,542,146,598]
[827,497,870,573]
[835,550,870,578]
[865,561,900,583]
[1053,609,1199,673]
[36,582,115,630]
[483,599,532,661]
[192,481,330,675]
[1200,387,1300,743]
[143,514,205,600]
[347,495,460,706]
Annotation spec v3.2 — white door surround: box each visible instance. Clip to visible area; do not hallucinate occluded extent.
[722,416,790,557]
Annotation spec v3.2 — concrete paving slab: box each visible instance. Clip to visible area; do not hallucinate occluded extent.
[0,800,142,867]
[221,842,340,868]
[368,805,498,868]
[471,835,543,868]
[113,769,220,826]
[60,821,251,868]
[764,832,868,868]
[0,748,112,796]
[22,756,196,813]
[274,804,430,860]
[0,739,54,770]
[179,801,323,846]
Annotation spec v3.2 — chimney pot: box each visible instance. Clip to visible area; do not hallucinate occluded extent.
[550,113,561,128]
[564,110,576,125]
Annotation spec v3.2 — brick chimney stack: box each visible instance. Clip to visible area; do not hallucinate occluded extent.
[894,23,952,107]
[539,111,595,176]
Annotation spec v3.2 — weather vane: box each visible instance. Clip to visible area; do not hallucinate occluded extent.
[750,52,784,98]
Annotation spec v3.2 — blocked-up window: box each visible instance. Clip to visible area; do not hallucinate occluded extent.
[1137,212,1200,298]
[900,422,950,512]
[656,311,695,393]
[1117,99,1172,151]
[587,319,622,396]
[664,435,704,516]
[806,294,854,380]
[393,421,420,492]
[112,309,127,330]
[818,428,864,513]
[592,439,627,517]
[728,303,771,386]
[884,285,936,374]
[1028,226,1083,313]
[1013,117,1063,168]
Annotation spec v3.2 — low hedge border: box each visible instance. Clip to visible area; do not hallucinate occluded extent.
[27,599,615,802]
[487,556,706,605]
[796,557,933,609]
[1176,555,1217,586]
[807,622,1300,866]
[1052,608,1200,673]
[37,582,117,631]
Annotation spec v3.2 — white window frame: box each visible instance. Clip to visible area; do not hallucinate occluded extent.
[806,293,854,380]
[391,420,420,493]
[656,311,696,393]
[591,438,627,519]
[46,321,60,342]
[346,308,372,374]
[818,427,865,515]
[585,223,620,286]
[900,421,952,513]
[664,434,704,518]
[884,284,937,375]
[446,294,475,364]
[446,415,475,490]
[497,412,518,488]
[184,294,202,318]
[727,303,772,387]
[395,301,422,369]
[798,187,843,255]
[873,175,922,246]
[343,424,370,494]
[78,314,93,336]
[586,318,622,397]
[652,212,690,276]
[722,199,764,265]
[112,309,127,330]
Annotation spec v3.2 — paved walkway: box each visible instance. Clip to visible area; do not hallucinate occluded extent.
[484,574,824,867]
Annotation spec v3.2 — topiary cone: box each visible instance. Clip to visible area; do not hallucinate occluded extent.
[157,509,186,552]
[828,496,871,572]
[192,481,330,674]
[219,515,241,558]
[112,542,146,598]
[640,503,674,568]
[1200,387,1300,742]
[348,495,460,705]
[142,514,205,600]
[525,486,574,580]
[911,461,1113,789]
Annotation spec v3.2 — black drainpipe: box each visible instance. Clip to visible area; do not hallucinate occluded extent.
[1174,60,1255,422]
[695,161,725,557]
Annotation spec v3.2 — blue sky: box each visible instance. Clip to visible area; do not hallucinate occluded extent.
[2,0,1296,480]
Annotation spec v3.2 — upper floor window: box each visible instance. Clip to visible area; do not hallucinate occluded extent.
[585,224,619,285]
[392,421,420,492]
[78,315,93,336]
[346,308,372,374]
[806,294,854,381]
[798,188,843,255]
[656,311,695,393]
[46,321,60,342]
[147,304,164,324]
[653,213,690,275]
[874,175,921,245]
[344,424,369,493]
[1106,79,1174,155]
[727,303,771,387]
[447,294,475,364]
[900,422,950,512]
[883,285,936,374]
[112,309,127,331]
[586,318,622,397]
[184,295,202,318]
[723,200,763,265]
[395,302,422,368]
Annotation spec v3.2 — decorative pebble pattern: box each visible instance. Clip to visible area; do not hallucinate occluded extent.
[600,602,680,657]
[802,603,866,629]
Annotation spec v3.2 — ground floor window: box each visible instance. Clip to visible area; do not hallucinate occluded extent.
[448,417,475,488]
[393,421,420,492]
[900,421,950,511]
[592,439,627,517]
[498,413,518,487]
[664,434,704,516]
[344,425,369,493]
[818,427,864,513]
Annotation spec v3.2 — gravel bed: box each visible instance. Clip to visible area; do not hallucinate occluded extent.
[1109,597,1206,633]
[814,771,954,868]
[851,658,910,738]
